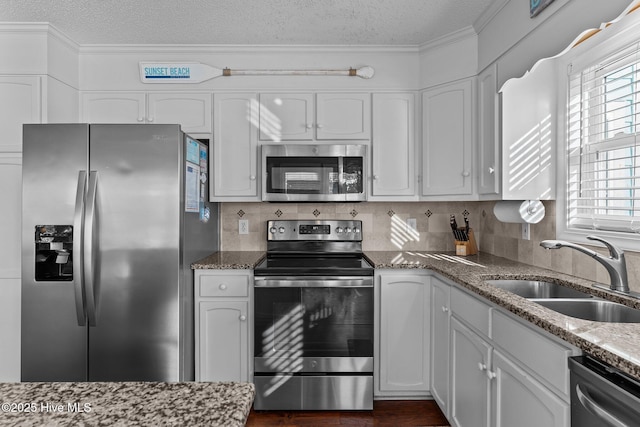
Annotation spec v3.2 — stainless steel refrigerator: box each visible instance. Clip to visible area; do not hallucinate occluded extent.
[21,124,218,382]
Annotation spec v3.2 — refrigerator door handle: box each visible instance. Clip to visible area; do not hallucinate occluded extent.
[73,171,87,326]
[84,171,99,326]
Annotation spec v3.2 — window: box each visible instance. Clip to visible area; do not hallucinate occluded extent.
[567,44,640,235]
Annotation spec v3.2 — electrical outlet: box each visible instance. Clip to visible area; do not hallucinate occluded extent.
[521,223,530,241]
[406,218,417,233]
[239,219,249,235]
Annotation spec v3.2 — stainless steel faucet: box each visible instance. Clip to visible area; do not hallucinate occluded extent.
[540,235,629,293]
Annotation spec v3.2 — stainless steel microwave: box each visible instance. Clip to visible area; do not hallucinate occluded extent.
[261,144,367,202]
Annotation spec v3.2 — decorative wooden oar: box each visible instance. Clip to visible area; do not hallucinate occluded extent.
[139,62,374,83]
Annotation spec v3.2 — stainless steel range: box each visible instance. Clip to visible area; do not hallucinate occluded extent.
[253,219,374,411]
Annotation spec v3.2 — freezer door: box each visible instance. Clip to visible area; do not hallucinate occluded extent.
[21,124,89,381]
[87,124,183,381]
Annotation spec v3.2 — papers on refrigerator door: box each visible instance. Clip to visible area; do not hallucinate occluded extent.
[185,162,200,213]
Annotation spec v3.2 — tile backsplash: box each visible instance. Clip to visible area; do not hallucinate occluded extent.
[220,200,640,292]
[220,202,481,252]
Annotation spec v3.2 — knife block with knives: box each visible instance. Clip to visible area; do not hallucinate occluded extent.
[450,215,478,256]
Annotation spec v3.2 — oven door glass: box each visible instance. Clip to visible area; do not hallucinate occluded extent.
[254,286,373,360]
[266,156,339,195]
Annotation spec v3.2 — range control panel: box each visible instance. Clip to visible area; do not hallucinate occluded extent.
[267,220,362,241]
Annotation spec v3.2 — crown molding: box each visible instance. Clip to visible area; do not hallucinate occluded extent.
[418,26,477,53]
[78,43,420,55]
[473,0,511,34]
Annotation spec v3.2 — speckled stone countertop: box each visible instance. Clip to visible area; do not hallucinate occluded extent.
[191,250,640,382]
[0,381,254,426]
[366,251,640,381]
[191,251,265,269]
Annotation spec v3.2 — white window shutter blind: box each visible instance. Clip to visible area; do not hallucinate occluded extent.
[567,42,640,234]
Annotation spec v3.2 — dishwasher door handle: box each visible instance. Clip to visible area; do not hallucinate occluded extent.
[576,384,629,427]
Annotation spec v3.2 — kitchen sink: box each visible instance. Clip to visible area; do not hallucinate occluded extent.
[485,279,594,299]
[535,299,640,323]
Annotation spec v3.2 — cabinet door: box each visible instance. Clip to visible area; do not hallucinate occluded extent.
[378,274,430,394]
[212,93,259,200]
[197,301,248,382]
[430,277,451,416]
[259,93,314,141]
[450,317,491,427]
[477,64,500,196]
[371,93,415,198]
[148,93,212,133]
[316,93,370,140]
[0,76,41,151]
[81,92,146,123]
[491,350,569,427]
[422,79,473,196]
[0,154,22,381]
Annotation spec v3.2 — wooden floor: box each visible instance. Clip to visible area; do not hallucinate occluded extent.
[245,400,450,426]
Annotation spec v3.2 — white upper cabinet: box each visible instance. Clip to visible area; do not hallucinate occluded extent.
[0,76,41,151]
[81,92,212,134]
[82,92,145,124]
[147,93,212,133]
[421,79,474,198]
[371,93,416,199]
[259,93,370,141]
[477,64,500,197]
[211,93,260,201]
[259,93,314,141]
[316,93,370,140]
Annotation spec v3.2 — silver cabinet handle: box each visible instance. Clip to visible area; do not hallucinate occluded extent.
[576,384,628,427]
[73,171,87,326]
[84,171,99,326]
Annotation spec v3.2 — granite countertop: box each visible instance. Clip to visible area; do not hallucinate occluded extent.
[0,381,254,427]
[191,251,265,269]
[366,250,640,381]
[191,249,640,381]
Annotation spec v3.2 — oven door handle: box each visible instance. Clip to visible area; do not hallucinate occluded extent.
[254,277,373,287]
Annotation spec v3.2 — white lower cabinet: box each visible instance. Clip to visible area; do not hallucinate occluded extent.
[194,270,252,382]
[376,271,430,397]
[429,276,450,413]
[440,279,576,427]
[492,349,569,427]
[450,317,491,427]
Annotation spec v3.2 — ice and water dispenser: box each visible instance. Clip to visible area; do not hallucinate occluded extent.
[34,225,73,281]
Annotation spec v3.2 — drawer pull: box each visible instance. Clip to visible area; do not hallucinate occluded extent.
[219,284,227,290]
[487,370,497,380]
[478,362,487,371]
[442,306,449,313]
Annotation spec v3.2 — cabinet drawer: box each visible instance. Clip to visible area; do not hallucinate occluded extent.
[491,310,573,397]
[199,274,249,297]
[450,286,490,337]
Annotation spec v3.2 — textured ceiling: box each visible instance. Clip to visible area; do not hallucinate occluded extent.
[0,0,496,45]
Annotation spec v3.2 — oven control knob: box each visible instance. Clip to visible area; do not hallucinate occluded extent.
[354,227,360,233]
[336,227,343,233]
[278,227,285,234]
[346,227,352,233]
[269,227,277,234]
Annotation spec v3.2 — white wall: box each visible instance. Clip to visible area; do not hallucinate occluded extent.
[477,0,632,87]
[79,46,421,92]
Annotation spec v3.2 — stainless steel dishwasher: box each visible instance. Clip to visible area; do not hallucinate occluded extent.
[569,355,640,426]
